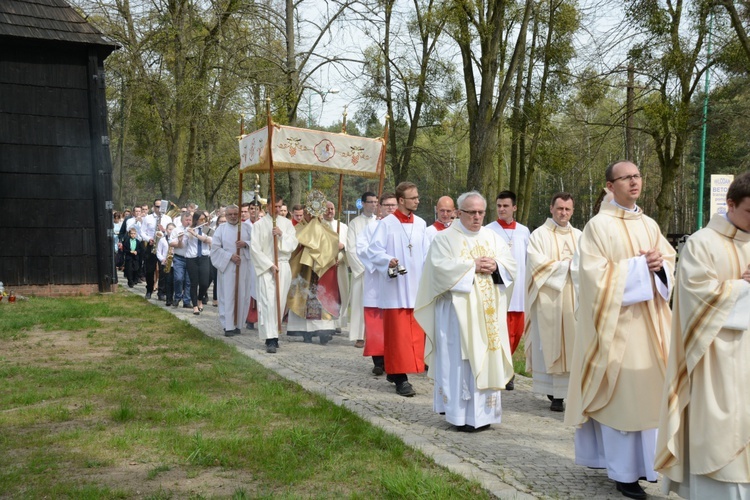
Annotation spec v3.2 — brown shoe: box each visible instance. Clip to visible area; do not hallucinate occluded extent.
[354,340,365,348]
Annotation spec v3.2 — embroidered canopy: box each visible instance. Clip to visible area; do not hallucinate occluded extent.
[239,124,385,178]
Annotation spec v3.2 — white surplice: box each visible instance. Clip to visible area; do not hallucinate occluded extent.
[485,220,530,313]
[347,213,375,340]
[366,213,428,310]
[356,218,380,308]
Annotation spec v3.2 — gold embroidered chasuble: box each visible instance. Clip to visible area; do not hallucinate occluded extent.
[524,218,582,374]
[287,217,339,320]
[564,202,675,431]
[656,214,750,484]
[415,222,517,390]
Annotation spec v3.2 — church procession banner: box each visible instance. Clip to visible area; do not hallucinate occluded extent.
[238,124,385,178]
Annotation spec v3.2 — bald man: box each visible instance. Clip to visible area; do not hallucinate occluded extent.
[424,196,456,245]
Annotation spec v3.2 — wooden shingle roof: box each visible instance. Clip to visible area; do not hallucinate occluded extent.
[0,0,117,48]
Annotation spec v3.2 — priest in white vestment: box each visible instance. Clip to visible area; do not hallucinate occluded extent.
[210,205,252,336]
[656,172,750,500]
[323,201,349,333]
[416,191,516,432]
[525,193,581,412]
[565,161,675,500]
[250,197,298,353]
[347,191,378,347]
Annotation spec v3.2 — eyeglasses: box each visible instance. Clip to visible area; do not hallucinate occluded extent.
[460,210,486,216]
[404,196,420,201]
[610,173,642,183]
[381,203,397,208]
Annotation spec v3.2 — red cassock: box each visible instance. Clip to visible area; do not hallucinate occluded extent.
[362,307,384,356]
[506,311,524,354]
[382,309,425,374]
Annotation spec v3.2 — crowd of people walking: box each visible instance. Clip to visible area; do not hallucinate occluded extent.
[116,163,750,500]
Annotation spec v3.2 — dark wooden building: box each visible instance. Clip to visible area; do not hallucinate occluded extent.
[0,0,118,296]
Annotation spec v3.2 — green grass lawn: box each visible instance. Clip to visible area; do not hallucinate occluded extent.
[0,291,491,499]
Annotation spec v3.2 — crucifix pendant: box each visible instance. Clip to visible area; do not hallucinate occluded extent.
[408,243,413,256]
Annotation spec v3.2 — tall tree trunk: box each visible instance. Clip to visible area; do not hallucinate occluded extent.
[626,63,635,161]
[285,0,302,204]
[456,0,533,195]
[383,0,400,183]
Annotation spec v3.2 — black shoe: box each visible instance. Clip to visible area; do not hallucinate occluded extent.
[128,282,134,288]
[157,294,165,301]
[145,292,152,299]
[616,481,646,500]
[165,301,172,306]
[396,381,416,397]
[455,424,490,433]
[372,366,384,376]
[224,328,241,337]
[547,394,554,401]
[386,374,396,384]
[319,332,332,345]
[183,304,192,309]
[303,333,313,343]
[171,302,179,308]
[505,375,515,391]
[246,322,254,329]
[550,398,564,412]
[266,344,277,353]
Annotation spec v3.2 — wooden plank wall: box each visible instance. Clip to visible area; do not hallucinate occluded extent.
[0,42,107,286]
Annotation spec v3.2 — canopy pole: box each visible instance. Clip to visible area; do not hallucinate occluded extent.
[234,115,245,328]
[266,99,282,335]
[337,175,344,235]
[377,116,390,197]
[338,105,347,232]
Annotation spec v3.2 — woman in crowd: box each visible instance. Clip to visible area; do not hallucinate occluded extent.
[185,211,212,315]
[205,212,225,307]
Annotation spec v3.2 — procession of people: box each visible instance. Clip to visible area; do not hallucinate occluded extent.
[115,165,750,500]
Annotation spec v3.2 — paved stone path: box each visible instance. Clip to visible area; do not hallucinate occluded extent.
[124,279,678,499]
